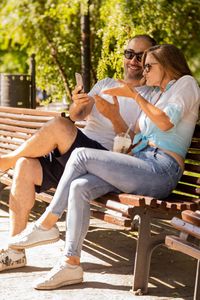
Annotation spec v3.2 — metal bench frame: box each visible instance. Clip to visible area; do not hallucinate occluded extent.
[166,210,200,300]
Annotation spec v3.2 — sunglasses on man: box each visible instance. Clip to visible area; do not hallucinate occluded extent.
[124,50,143,62]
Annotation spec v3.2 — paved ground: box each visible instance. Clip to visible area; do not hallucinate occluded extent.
[0,188,196,300]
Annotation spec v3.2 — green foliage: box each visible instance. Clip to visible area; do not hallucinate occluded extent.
[0,0,199,104]
[97,0,200,81]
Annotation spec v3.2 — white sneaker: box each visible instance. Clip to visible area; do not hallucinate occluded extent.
[8,222,60,249]
[0,248,26,271]
[33,259,83,290]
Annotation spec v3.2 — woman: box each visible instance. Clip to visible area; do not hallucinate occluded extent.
[9,44,200,289]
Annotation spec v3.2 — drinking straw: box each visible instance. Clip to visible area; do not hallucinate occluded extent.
[125,123,133,137]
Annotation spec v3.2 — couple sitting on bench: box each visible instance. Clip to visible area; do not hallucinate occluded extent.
[0,39,199,291]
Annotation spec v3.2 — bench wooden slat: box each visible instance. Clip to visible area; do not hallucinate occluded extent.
[90,199,132,217]
[194,125,200,137]
[171,217,200,239]
[91,210,132,227]
[0,124,37,134]
[165,235,200,260]
[184,163,200,173]
[180,175,200,185]
[186,153,200,160]
[35,192,54,204]
[175,183,200,196]
[0,143,18,151]
[0,137,23,146]
[0,111,54,122]
[97,193,146,207]
[0,130,30,140]
[0,106,61,117]
[181,210,200,226]
[0,118,47,129]
[189,141,200,149]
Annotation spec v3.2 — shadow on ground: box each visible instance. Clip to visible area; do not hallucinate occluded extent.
[0,188,195,299]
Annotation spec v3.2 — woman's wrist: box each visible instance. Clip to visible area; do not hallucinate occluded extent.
[135,93,146,106]
[134,92,140,103]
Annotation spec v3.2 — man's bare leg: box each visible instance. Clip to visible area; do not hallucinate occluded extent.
[0,117,77,171]
[9,157,43,236]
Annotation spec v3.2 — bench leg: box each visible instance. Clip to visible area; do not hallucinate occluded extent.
[194,260,200,300]
[131,209,166,295]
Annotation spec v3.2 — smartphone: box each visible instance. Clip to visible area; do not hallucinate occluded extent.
[75,72,84,93]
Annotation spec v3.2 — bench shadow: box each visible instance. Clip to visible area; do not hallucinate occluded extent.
[2,265,51,273]
[45,281,131,291]
[0,189,195,298]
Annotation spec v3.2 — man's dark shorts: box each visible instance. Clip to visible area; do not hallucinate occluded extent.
[35,129,108,193]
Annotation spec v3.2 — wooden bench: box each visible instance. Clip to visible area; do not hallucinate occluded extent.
[165,210,200,300]
[0,106,199,295]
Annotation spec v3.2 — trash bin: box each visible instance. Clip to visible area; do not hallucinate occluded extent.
[0,74,31,108]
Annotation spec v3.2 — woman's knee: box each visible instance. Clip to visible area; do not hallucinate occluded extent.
[69,178,92,202]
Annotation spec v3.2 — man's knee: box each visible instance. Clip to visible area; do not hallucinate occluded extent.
[50,116,75,132]
[14,157,42,186]
[10,158,42,211]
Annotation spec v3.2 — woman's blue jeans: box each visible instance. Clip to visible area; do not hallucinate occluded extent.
[46,146,183,257]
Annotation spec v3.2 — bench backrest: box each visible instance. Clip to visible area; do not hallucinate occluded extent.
[0,107,63,155]
[165,124,200,208]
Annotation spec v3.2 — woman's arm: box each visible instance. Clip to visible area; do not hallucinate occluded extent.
[103,82,174,131]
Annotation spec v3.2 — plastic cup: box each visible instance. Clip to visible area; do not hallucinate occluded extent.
[113,133,132,153]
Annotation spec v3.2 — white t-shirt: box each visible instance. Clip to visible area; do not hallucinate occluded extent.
[81,77,153,150]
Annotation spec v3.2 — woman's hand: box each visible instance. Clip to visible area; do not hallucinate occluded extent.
[103,80,138,99]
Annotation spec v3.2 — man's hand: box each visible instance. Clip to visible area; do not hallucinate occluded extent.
[72,86,91,107]
[94,95,120,122]
[94,94,135,138]
[69,86,94,121]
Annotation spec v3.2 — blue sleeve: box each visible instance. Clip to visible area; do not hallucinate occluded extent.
[163,103,183,126]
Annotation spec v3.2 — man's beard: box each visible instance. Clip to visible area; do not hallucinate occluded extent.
[124,68,143,82]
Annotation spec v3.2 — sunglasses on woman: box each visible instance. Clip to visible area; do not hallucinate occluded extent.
[143,63,158,73]
[124,50,143,62]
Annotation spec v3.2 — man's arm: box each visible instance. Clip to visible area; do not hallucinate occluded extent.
[94,95,135,139]
[69,86,95,121]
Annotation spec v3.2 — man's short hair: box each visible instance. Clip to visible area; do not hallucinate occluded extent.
[130,34,157,47]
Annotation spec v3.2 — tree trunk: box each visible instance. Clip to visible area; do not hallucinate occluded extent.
[81,1,91,93]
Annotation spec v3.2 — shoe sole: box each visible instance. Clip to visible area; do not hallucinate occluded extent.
[0,262,26,272]
[9,236,60,250]
[34,277,83,290]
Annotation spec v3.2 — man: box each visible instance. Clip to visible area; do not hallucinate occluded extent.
[0,34,156,271]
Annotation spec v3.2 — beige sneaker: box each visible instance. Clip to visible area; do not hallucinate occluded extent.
[9,222,60,249]
[33,259,83,290]
[0,248,26,271]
